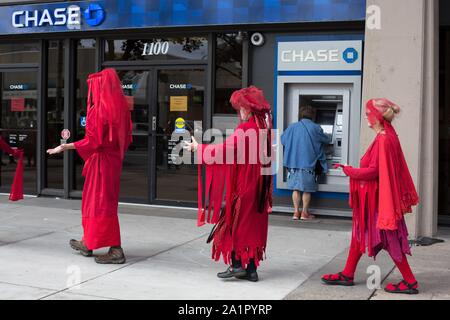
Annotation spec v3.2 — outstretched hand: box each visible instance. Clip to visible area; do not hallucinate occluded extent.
[47,144,66,155]
[184,136,199,152]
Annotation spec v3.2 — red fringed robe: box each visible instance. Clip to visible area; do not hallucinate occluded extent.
[74,69,132,251]
[343,122,419,262]
[197,116,272,268]
[0,137,24,201]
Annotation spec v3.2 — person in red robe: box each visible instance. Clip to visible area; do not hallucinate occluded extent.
[0,137,24,201]
[47,68,132,264]
[186,86,273,282]
[321,98,420,294]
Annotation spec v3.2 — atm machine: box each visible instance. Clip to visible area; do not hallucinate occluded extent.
[302,93,347,182]
[274,38,363,214]
[277,84,359,193]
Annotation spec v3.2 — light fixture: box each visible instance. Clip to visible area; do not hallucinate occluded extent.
[235,31,245,44]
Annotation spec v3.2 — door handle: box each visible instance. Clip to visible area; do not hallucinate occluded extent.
[152,116,157,131]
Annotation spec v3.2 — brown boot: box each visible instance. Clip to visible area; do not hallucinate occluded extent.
[69,239,93,257]
[94,246,126,264]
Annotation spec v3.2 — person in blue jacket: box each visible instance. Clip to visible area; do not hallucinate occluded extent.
[281,106,331,220]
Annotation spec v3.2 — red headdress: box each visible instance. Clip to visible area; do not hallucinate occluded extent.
[86,68,132,160]
[230,86,271,114]
[365,99,419,230]
[231,86,273,212]
[230,86,272,131]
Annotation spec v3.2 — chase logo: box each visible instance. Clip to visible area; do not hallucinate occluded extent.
[343,48,359,64]
[170,84,193,90]
[12,3,106,29]
[84,3,105,27]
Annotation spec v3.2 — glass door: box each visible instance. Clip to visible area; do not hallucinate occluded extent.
[112,66,205,204]
[153,68,205,203]
[116,69,151,203]
[0,70,38,194]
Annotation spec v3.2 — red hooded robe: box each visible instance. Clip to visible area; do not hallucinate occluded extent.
[197,87,273,268]
[73,68,132,251]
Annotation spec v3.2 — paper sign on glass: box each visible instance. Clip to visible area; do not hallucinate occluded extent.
[125,95,134,111]
[11,98,25,112]
[170,96,188,112]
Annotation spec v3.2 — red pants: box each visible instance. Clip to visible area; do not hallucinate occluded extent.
[342,238,416,284]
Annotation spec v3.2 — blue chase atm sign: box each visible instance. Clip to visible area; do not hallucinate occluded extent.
[0,0,366,35]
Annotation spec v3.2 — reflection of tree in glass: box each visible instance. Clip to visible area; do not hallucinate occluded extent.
[111,38,206,60]
[120,40,145,61]
[216,33,243,80]
[168,37,204,53]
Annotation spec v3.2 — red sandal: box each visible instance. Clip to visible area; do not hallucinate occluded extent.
[321,272,355,286]
[384,280,419,295]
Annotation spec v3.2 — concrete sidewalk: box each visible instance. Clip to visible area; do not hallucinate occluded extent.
[0,195,448,300]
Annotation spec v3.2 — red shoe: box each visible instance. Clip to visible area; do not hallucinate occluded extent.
[300,212,316,220]
[292,211,301,221]
[321,272,355,286]
[384,280,419,295]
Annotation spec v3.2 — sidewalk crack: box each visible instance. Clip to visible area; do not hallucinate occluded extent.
[367,265,396,300]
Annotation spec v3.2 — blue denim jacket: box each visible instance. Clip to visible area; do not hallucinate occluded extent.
[281,119,331,171]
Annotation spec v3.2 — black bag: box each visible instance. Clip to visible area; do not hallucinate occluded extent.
[300,120,324,178]
[314,158,324,176]
[206,207,226,244]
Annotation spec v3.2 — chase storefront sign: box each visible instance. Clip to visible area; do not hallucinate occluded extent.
[277,40,363,74]
[12,3,104,30]
[5,2,106,33]
[0,0,366,35]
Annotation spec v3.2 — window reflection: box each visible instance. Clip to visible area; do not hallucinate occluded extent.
[0,42,40,64]
[74,39,96,191]
[45,40,65,189]
[0,71,38,194]
[116,70,149,202]
[214,33,243,114]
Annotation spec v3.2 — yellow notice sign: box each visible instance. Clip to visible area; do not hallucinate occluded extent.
[170,96,188,112]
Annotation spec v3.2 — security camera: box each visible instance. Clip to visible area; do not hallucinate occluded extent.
[250,32,265,47]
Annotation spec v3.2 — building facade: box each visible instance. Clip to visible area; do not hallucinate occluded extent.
[0,0,446,238]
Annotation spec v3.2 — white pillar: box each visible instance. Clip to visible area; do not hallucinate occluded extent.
[362,0,439,238]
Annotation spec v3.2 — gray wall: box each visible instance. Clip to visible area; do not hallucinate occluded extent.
[362,0,439,237]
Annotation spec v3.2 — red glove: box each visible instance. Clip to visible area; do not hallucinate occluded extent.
[333,164,345,170]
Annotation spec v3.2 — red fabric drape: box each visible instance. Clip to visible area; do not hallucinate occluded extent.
[196,116,273,268]
[365,99,419,230]
[73,68,132,250]
[0,137,23,201]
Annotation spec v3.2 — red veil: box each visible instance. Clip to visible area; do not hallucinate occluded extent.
[366,99,419,230]
[86,68,132,160]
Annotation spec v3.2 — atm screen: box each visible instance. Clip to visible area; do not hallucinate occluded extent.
[316,110,335,125]
[321,125,334,135]
[315,109,336,137]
